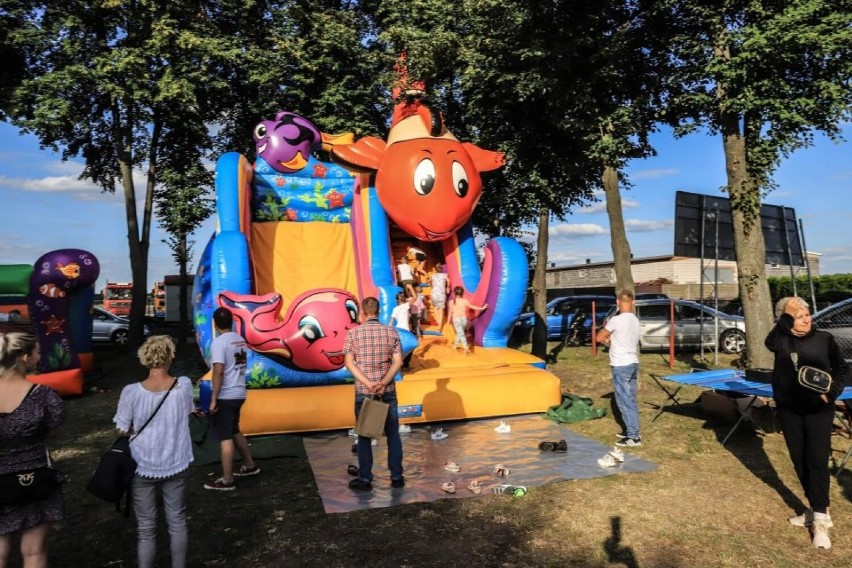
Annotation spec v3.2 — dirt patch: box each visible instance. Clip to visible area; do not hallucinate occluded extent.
[13,341,852,567]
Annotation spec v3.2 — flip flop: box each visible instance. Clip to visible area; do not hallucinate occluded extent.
[493,464,510,476]
[467,480,482,494]
[444,461,461,473]
[441,482,456,494]
[347,465,359,476]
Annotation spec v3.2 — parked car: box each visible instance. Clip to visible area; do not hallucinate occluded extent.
[812,298,852,364]
[603,299,746,354]
[513,295,616,344]
[92,306,150,347]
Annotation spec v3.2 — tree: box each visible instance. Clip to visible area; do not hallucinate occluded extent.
[664,0,852,367]
[585,1,673,297]
[1,0,251,347]
[155,130,215,348]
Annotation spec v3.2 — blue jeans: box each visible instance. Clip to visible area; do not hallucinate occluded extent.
[354,391,404,482]
[611,363,640,439]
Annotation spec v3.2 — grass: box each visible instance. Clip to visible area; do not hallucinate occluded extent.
[16,339,852,567]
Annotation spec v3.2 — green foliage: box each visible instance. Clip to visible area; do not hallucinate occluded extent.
[45,342,71,372]
[663,0,852,202]
[768,274,852,300]
[246,362,281,389]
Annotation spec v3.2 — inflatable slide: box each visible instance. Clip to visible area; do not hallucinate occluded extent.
[193,90,561,435]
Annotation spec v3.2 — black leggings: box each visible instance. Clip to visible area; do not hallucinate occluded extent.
[776,407,834,513]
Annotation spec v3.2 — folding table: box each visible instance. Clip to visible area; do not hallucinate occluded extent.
[651,369,852,455]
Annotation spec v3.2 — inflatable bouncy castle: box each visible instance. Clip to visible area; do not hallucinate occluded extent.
[0,250,100,396]
[193,79,561,434]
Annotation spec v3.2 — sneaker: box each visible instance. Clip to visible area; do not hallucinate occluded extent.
[431,428,448,440]
[234,463,260,477]
[399,424,412,434]
[348,478,372,492]
[495,421,511,433]
[789,509,813,527]
[813,519,831,549]
[204,477,236,491]
[597,447,625,468]
[444,461,461,473]
[616,433,628,440]
[348,428,357,437]
[391,477,405,489]
[616,437,642,447]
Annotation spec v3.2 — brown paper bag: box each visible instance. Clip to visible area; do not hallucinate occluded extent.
[355,396,389,439]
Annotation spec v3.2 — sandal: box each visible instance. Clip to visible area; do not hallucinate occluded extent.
[467,480,482,494]
[441,482,456,494]
[493,464,510,476]
[347,465,359,477]
[444,461,461,473]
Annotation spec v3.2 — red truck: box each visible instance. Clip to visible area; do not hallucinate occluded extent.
[103,282,133,316]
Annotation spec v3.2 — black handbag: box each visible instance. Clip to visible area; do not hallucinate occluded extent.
[791,351,833,394]
[86,379,177,516]
[0,448,62,507]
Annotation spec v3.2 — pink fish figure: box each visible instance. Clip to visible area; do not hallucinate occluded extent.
[218,288,360,372]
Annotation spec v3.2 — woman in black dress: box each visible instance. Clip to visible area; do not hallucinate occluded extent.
[0,333,65,567]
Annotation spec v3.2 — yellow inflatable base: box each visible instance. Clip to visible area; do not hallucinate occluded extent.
[224,338,562,436]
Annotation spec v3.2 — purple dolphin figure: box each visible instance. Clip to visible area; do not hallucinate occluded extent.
[253,112,322,173]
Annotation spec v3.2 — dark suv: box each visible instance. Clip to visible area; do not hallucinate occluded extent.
[812,298,852,364]
[513,295,616,344]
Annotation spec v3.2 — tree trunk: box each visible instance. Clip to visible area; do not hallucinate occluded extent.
[177,232,189,349]
[718,97,774,367]
[531,208,550,360]
[603,163,634,295]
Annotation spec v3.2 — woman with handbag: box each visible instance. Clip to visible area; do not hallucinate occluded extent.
[765,296,850,550]
[0,332,65,567]
[113,335,194,568]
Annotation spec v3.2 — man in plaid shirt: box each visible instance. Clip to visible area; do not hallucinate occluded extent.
[344,296,405,491]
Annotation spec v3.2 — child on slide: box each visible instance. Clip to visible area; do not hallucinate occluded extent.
[397,256,416,297]
[448,286,487,354]
[390,291,415,368]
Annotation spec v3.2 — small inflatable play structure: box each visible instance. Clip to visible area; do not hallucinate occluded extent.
[193,73,561,434]
[0,250,100,396]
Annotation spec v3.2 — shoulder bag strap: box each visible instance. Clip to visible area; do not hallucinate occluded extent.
[130,378,178,441]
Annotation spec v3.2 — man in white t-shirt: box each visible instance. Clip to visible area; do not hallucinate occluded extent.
[204,307,259,491]
[596,290,642,447]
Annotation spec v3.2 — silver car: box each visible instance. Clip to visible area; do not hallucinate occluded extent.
[812,298,852,364]
[605,299,746,354]
[92,306,150,347]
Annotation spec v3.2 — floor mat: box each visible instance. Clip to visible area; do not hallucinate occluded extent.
[190,415,306,466]
[304,414,656,513]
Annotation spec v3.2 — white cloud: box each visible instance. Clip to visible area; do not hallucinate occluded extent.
[577,197,640,214]
[549,223,607,238]
[625,219,673,232]
[630,168,679,180]
[0,167,149,203]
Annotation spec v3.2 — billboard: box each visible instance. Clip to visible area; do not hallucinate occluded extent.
[674,190,803,266]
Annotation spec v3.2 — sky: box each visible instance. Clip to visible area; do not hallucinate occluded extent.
[0,120,850,293]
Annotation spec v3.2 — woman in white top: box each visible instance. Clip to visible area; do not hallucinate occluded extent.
[113,336,194,568]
